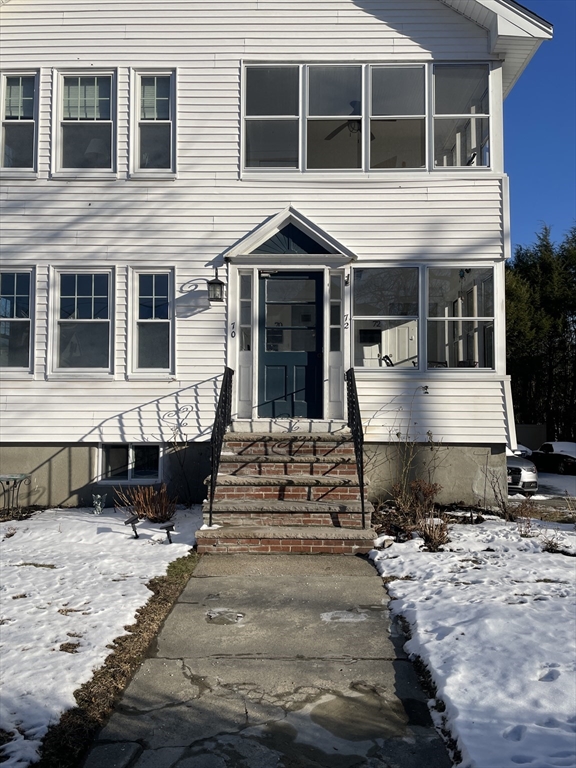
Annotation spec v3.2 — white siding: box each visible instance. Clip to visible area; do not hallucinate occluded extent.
[0,0,510,445]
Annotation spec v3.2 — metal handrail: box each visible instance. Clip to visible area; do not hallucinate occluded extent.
[208,367,234,525]
[345,368,367,529]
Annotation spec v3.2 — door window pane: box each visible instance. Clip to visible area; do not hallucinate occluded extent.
[266,279,315,302]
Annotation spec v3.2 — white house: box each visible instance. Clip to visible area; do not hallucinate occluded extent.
[0,0,552,508]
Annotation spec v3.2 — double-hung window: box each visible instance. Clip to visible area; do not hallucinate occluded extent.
[57,272,112,370]
[136,73,175,171]
[353,268,419,368]
[135,272,172,371]
[1,74,37,170]
[0,271,32,369]
[427,267,494,368]
[244,63,491,172]
[59,74,114,170]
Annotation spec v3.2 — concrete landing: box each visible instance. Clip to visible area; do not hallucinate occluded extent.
[83,555,452,768]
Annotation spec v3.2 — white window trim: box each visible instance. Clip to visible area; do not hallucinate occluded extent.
[0,266,35,377]
[128,267,176,378]
[241,61,496,178]
[97,442,164,485]
[351,261,500,375]
[129,68,177,179]
[0,70,39,179]
[48,266,115,379]
[50,68,118,180]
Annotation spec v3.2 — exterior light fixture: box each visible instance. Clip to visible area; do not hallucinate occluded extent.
[208,269,225,303]
[124,513,140,538]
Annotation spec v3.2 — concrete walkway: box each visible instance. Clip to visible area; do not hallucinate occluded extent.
[83,555,452,768]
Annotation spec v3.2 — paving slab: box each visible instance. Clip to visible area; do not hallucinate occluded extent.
[85,555,452,767]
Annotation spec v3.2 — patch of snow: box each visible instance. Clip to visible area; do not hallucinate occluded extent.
[0,506,202,767]
[371,519,576,768]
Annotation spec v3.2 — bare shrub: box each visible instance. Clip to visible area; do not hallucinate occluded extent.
[539,526,562,553]
[375,479,448,551]
[115,484,176,523]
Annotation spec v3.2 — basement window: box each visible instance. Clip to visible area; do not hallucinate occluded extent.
[101,444,161,482]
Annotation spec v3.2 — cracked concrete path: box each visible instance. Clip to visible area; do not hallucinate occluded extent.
[82,555,452,768]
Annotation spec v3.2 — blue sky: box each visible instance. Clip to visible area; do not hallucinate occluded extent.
[504,0,576,251]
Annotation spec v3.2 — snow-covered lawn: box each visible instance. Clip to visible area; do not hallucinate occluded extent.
[1,505,575,768]
[0,506,201,768]
[371,517,576,768]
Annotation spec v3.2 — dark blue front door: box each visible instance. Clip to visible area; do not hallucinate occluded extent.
[258,272,323,418]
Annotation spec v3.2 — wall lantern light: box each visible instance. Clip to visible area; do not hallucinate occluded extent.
[208,269,225,303]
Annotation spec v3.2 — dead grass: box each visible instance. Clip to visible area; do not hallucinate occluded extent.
[24,551,200,768]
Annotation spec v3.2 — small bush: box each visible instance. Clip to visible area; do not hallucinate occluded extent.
[374,479,448,551]
[115,484,176,523]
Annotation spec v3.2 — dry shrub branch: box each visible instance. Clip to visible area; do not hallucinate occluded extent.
[115,483,176,523]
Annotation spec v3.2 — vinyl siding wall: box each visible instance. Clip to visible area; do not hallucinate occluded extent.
[0,0,509,445]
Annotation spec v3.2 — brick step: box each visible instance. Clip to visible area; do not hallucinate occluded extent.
[219,462,358,477]
[223,433,356,458]
[219,453,356,464]
[202,500,366,529]
[196,525,377,555]
[211,486,362,502]
[213,474,360,488]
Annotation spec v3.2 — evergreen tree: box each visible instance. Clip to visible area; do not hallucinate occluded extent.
[506,226,576,440]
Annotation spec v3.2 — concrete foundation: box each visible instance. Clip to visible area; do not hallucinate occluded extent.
[364,442,507,508]
[0,442,210,508]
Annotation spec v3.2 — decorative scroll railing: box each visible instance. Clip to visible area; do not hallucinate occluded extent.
[208,367,234,526]
[345,368,366,529]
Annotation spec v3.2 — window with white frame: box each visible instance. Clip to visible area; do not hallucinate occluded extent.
[2,74,37,169]
[57,272,111,369]
[136,73,175,171]
[59,74,114,169]
[0,271,32,368]
[433,65,490,167]
[101,443,161,482]
[353,268,419,368]
[427,267,494,368]
[243,63,491,172]
[135,272,172,371]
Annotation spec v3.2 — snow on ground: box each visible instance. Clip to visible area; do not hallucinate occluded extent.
[371,517,576,768]
[0,506,202,768]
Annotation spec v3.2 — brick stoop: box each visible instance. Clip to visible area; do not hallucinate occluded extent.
[196,525,377,555]
[201,430,371,553]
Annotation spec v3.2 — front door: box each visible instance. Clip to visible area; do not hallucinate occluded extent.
[258,272,323,418]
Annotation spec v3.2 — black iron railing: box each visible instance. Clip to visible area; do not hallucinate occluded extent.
[208,367,234,525]
[345,368,366,529]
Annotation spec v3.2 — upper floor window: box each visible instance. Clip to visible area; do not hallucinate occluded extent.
[0,271,32,369]
[1,74,37,170]
[59,73,115,170]
[134,271,172,371]
[57,272,112,370]
[136,73,175,171]
[244,63,490,172]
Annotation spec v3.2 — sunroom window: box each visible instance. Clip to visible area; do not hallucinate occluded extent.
[370,67,426,169]
[353,268,419,368]
[2,75,36,169]
[58,272,111,369]
[434,65,489,167]
[427,267,494,368]
[101,444,160,482]
[0,271,31,368]
[61,75,113,169]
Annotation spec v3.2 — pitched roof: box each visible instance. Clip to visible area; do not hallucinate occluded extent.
[441,0,553,95]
